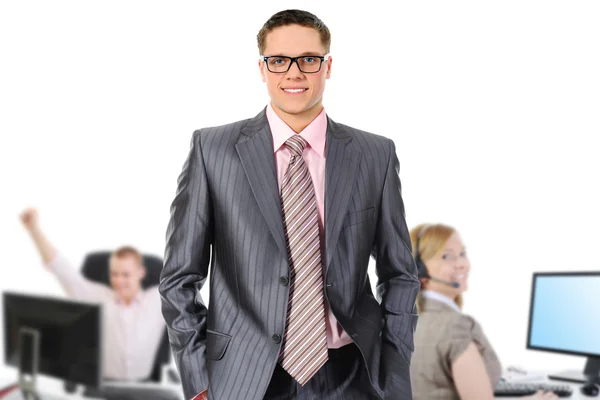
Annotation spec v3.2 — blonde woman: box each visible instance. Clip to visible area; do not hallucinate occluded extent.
[409,223,558,400]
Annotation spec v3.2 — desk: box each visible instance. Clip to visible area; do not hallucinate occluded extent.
[0,366,184,400]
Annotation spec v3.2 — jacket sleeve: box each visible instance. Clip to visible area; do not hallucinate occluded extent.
[159,130,213,400]
[372,139,420,399]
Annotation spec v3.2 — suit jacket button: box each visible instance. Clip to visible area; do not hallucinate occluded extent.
[272,334,282,344]
[279,276,289,286]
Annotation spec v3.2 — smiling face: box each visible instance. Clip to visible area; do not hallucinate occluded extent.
[423,232,471,298]
[258,24,332,131]
[109,254,145,303]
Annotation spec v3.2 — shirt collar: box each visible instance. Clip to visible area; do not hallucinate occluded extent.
[114,290,143,305]
[421,290,461,312]
[266,103,327,157]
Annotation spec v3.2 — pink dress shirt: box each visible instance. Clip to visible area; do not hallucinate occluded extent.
[266,103,353,349]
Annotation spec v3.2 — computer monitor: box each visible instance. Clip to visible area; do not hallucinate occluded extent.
[526,272,600,384]
[3,291,103,397]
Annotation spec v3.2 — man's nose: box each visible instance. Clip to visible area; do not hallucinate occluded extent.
[285,59,304,79]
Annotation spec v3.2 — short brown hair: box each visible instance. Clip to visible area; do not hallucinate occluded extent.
[111,246,143,266]
[257,9,331,55]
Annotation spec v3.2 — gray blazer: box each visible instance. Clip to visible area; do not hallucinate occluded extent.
[159,108,420,400]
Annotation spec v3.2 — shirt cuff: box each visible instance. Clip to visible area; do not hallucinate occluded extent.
[191,389,207,400]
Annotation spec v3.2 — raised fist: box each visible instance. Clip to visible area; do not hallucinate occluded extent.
[20,208,40,231]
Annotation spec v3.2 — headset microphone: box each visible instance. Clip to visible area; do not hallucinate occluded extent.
[414,225,460,289]
[428,276,460,289]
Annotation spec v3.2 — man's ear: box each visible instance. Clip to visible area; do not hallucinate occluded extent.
[258,60,267,83]
[139,265,147,280]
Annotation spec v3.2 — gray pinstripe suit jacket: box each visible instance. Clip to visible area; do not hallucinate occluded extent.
[159,108,420,400]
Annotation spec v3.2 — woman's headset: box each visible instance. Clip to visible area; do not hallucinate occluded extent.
[413,224,459,288]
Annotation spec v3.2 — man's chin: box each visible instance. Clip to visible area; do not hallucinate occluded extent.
[273,99,314,115]
[277,105,308,116]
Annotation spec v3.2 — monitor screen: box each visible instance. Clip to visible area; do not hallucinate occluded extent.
[3,291,102,388]
[527,272,600,357]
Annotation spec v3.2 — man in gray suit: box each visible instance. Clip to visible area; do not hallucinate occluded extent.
[159,9,419,400]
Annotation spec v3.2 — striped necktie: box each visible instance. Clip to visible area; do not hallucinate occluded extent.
[278,134,328,385]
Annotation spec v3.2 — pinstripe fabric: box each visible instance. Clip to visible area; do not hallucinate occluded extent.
[159,107,420,400]
[266,344,378,399]
[278,135,328,385]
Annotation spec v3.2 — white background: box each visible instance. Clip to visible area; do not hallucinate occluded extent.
[1,0,599,377]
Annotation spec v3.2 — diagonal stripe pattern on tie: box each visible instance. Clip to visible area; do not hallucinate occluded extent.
[278,134,328,385]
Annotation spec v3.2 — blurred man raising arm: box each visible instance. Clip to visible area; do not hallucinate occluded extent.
[19,208,166,382]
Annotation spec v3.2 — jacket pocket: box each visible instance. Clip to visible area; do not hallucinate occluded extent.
[342,207,375,229]
[354,294,384,330]
[206,329,232,360]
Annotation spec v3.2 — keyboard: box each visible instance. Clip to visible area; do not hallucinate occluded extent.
[494,381,573,397]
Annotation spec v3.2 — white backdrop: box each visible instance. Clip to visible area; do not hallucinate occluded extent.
[1,0,599,375]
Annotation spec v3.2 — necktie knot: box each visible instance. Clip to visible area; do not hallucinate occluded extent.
[284,135,308,158]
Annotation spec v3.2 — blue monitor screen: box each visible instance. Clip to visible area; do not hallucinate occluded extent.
[528,274,600,356]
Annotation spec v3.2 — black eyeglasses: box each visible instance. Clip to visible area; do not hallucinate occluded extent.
[261,54,330,74]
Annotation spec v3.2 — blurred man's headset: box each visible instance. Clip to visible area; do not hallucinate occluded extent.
[414,225,460,289]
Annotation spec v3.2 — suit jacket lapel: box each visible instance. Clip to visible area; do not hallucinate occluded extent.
[325,117,361,272]
[236,108,288,259]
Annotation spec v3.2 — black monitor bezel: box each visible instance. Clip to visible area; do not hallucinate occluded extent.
[526,271,600,358]
[2,291,103,388]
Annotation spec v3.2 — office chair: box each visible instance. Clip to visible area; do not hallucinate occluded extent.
[80,251,170,383]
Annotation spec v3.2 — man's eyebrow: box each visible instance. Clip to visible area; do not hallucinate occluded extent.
[264,52,325,57]
[298,52,325,56]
